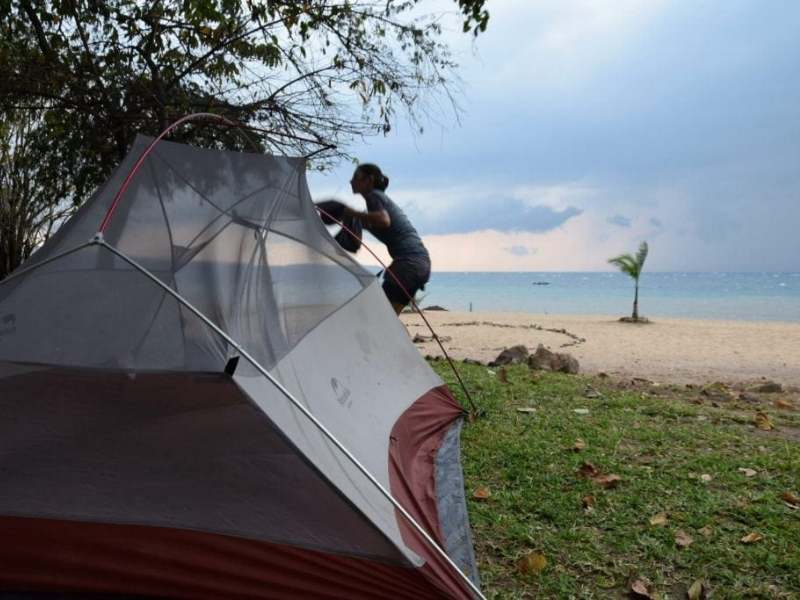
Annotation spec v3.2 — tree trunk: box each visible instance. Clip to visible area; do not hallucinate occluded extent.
[632,278,639,320]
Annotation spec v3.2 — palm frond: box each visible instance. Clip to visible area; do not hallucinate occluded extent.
[608,254,639,278]
[635,241,649,270]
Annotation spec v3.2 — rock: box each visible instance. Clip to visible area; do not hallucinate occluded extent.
[423,305,448,311]
[463,358,484,366]
[738,392,761,404]
[701,384,734,403]
[527,344,580,374]
[752,381,783,394]
[412,333,451,344]
[488,344,529,367]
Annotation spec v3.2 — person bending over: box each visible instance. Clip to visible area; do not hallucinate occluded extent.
[344,163,431,315]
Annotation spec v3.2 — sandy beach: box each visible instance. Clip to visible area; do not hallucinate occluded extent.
[401,311,800,387]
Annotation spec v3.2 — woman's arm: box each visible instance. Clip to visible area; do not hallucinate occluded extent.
[344,205,391,229]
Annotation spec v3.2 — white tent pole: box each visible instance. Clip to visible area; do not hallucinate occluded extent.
[94,236,485,600]
[0,242,92,287]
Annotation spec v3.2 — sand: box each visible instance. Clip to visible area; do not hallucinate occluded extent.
[400,311,800,387]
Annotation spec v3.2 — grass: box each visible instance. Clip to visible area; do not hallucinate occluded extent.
[431,361,800,599]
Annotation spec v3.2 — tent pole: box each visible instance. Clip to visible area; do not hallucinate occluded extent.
[94,236,485,600]
[0,242,92,287]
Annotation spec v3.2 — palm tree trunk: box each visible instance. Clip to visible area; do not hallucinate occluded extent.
[632,278,639,320]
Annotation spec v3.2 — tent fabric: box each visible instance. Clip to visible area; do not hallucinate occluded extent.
[0,136,480,598]
[0,367,407,561]
[389,386,474,598]
[436,419,482,587]
[0,517,443,599]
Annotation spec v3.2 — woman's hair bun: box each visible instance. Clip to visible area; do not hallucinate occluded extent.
[357,163,389,191]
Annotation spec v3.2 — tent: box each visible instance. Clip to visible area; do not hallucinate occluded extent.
[0,131,482,599]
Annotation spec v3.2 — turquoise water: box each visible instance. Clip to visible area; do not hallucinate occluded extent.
[416,272,800,322]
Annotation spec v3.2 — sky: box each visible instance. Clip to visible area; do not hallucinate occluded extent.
[308,0,800,272]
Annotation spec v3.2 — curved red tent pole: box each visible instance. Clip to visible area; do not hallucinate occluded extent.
[98,113,257,233]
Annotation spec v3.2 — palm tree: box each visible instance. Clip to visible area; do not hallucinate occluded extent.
[608,241,649,321]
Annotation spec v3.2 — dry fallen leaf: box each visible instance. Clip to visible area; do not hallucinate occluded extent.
[687,579,706,600]
[698,525,713,537]
[700,473,713,483]
[649,512,668,527]
[629,578,653,599]
[675,529,694,548]
[571,438,586,451]
[738,467,757,477]
[582,495,595,509]
[472,486,491,500]
[516,552,547,576]
[755,412,774,431]
[781,491,800,507]
[774,399,795,410]
[740,532,763,544]
[577,462,621,488]
[594,474,622,489]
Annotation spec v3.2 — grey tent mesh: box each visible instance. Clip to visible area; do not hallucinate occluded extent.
[0,135,373,371]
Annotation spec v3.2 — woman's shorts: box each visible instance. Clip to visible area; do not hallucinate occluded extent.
[382,256,431,306]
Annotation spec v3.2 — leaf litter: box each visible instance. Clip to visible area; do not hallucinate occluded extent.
[740,532,763,544]
[577,462,622,488]
[472,486,491,501]
[675,529,694,549]
[516,552,547,576]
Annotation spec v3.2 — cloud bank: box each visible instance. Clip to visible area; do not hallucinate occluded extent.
[309,0,800,271]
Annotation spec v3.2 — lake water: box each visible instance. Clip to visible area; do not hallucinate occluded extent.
[413,272,800,322]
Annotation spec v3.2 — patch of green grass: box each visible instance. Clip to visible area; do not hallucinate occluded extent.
[433,362,800,599]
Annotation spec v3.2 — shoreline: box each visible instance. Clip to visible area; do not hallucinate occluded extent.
[401,311,800,387]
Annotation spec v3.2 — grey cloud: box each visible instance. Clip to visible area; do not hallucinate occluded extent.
[407,197,582,235]
[607,214,632,228]
[309,1,800,270]
[505,245,536,256]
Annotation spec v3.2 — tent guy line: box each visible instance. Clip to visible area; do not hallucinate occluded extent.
[93,233,488,600]
[315,203,480,415]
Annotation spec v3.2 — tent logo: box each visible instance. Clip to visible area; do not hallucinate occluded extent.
[0,313,15,337]
[330,377,352,409]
